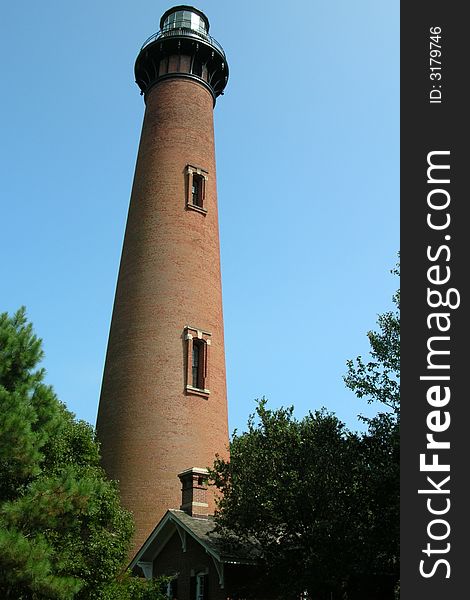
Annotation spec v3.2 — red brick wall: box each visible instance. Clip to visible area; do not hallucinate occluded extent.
[96,76,229,557]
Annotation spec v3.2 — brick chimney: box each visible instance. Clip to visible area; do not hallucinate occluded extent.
[178,468,209,518]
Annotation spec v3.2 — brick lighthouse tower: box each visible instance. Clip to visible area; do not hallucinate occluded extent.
[96,5,229,556]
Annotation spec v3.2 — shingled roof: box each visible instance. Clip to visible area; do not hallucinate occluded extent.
[170,510,260,563]
[129,509,260,570]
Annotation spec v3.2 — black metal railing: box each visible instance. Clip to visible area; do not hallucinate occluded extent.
[140,27,226,59]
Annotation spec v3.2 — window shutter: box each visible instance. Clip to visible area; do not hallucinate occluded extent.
[190,575,196,600]
[203,574,209,600]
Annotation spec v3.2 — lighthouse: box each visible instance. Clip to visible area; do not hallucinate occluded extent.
[96,5,230,556]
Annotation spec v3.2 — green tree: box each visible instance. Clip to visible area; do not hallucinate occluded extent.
[210,401,366,599]
[344,263,400,597]
[210,265,400,599]
[0,308,164,600]
[344,262,400,419]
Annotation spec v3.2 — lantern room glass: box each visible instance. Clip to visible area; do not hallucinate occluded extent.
[162,10,207,34]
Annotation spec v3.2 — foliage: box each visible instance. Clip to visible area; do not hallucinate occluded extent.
[210,265,400,599]
[97,571,169,600]
[211,401,397,599]
[0,308,164,600]
[344,261,400,418]
[343,261,400,595]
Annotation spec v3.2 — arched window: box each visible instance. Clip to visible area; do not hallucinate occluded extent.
[184,326,211,397]
[186,165,208,213]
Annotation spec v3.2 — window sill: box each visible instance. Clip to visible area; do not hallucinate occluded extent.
[185,385,210,398]
[186,203,207,215]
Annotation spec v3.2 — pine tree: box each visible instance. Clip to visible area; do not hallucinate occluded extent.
[0,308,164,599]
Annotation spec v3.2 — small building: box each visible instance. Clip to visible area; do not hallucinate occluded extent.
[130,468,267,600]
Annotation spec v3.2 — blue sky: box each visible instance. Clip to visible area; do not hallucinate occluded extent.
[0,1,399,434]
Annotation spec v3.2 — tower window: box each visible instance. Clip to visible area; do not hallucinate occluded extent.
[192,174,204,207]
[186,165,208,214]
[192,340,202,388]
[184,326,211,397]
